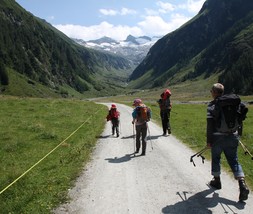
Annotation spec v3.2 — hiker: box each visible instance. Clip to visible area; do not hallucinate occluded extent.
[106,104,120,137]
[132,98,151,156]
[157,89,172,135]
[206,83,249,201]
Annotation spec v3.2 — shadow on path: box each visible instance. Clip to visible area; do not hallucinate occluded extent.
[147,135,162,140]
[97,134,111,139]
[162,187,246,214]
[121,135,135,139]
[105,153,143,163]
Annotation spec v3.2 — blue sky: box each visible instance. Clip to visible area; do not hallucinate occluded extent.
[15,0,205,41]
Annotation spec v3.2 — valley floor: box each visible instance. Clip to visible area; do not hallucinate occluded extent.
[54,103,253,214]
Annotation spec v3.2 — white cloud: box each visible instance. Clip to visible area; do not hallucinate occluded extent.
[157,1,175,14]
[120,7,137,15]
[99,7,137,16]
[138,16,170,36]
[54,0,204,41]
[54,22,143,41]
[178,0,205,14]
[55,13,192,41]
[99,9,117,16]
[137,14,190,36]
[170,13,191,28]
[144,8,159,16]
[187,0,205,13]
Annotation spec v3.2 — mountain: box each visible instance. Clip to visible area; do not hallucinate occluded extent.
[129,0,253,95]
[0,0,133,97]
[74,35,161,68]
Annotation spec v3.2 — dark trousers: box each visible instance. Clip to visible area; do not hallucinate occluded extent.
[111,118,119,135]
[136,123,147,153]
[160,110,171,134]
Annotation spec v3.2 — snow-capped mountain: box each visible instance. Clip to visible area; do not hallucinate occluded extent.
[73,35,161,67]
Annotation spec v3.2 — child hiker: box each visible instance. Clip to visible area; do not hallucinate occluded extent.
[106,104,120,137]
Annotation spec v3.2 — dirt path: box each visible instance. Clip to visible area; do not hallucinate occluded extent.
[54,103,252,214]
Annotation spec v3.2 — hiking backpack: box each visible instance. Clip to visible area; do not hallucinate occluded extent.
[136,106,151,122]
[109,109,119,119]
[213,94,248,133]
[107,109,119,121]
[159,98,171,111]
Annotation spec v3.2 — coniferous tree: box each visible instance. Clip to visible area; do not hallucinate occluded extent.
[0,61,9,85]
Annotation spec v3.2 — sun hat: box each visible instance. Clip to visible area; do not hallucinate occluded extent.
[133,98,142,106]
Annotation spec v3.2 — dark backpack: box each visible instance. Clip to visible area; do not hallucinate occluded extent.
[213,94,248,133]
[136,106,151,122]
[158,98,171,111]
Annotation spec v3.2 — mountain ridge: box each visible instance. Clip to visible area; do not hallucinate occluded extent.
[0,0,133,97]
[129,0,253,95]
[73,35,161,68]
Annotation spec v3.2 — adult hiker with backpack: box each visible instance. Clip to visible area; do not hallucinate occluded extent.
[157,89,172,135]
[132,99,151,156]
[106,104,120,137]
[206,83,249,201]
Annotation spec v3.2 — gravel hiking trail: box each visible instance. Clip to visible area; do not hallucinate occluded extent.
[54,103,253,214]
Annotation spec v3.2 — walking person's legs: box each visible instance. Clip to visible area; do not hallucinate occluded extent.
[135,125,141,153]
[223,135,249,201]
[141,123,147,155]
[111,122,115,135]
[210,136,223,189]
[161,112,166,135]
[167,110,171,134]
[115,119,119,137]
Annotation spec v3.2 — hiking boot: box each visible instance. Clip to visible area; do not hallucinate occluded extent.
[135,149,139,153]
[239,179,249,201]
[116,133,119,137]
[209,177,221,189]
[140,152,146,156]
[168,129,171,134]
[163,132,166,136]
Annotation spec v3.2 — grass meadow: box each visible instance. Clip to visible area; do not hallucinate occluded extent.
[148,101,253,191]
[0,97,107,213]
[0,96,252,213]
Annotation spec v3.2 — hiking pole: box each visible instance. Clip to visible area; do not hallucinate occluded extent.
[147,123,153,150]
[239,141,253,160]
[190,147,209,167]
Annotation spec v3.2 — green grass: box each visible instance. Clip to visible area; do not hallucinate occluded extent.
[119,98,253,190]
[0,95,252,213]
[0,97,107,213]
[148,102,253,189]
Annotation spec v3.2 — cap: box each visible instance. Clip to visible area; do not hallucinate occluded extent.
[164,89,171,96]
[111,104,116,108]
[133,98,142,106]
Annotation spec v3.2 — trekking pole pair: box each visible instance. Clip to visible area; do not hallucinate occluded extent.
[239,140,253,160]
[190,147,209,167]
